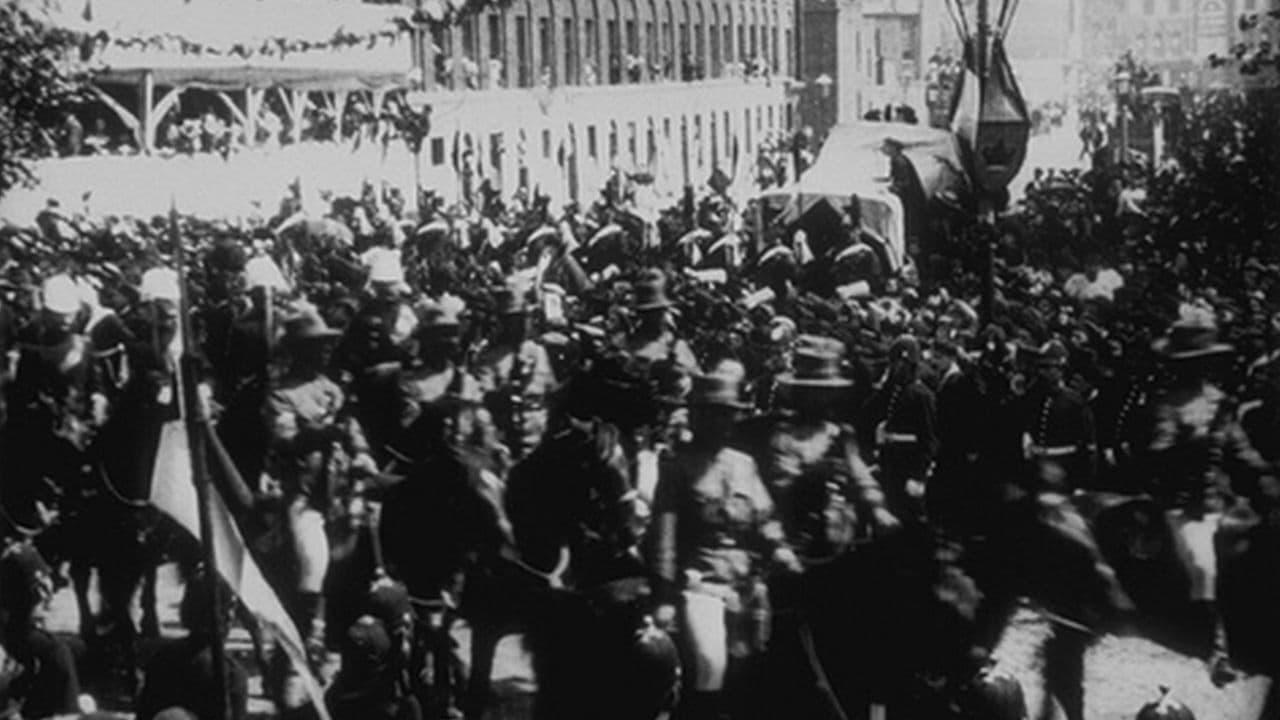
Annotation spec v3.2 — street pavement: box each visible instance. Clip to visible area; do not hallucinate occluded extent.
[42,563,1270,720]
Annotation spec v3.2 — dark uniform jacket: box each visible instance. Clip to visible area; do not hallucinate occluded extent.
[860,378,938,487]
[1009,381,1097,491]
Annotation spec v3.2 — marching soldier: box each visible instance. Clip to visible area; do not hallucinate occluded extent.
[1011,339,1098,493]
[262,304,377,665]
[860,334,938,522]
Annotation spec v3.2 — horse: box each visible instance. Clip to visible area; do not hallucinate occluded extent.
[464,375,677,720]
[685,519,974,720]
[77,328,200,697]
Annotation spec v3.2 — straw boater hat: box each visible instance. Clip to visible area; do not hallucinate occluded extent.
[140,267,181,304]
[688,368,752,410]
[778,335,853,388]
[283,303,340,343]
[415,294,466,333]
[632,269,673,312]
[41,274,82,315]
[244,255,289,292]
[364,247,409,293]
[1153,311,1234,360]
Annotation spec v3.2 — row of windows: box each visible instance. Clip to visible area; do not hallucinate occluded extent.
[421,103,789,177]
[423,0,794,90]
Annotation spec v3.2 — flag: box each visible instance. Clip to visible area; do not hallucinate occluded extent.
[150,419,333,720]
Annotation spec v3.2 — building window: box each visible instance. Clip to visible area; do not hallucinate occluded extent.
[771,26,778,72]
[585,19,598,80]
[609,124,618,159]
[543,129,552,158]
[607,20,620,82]
[431,137,446,166]
[587,125,598,158]
[710,23,720,75]
[628,122,638,162]
[517,16,532,87]
[724,24,733,64]
[646,21,657,72]
[490,132,503,171]
[738,25,746,65]
[695,24,705,78]
[784,28,792,76]
[432,25,451,88]
[564,19,577,84]
[539,18,554,84]
[487,14,504,87]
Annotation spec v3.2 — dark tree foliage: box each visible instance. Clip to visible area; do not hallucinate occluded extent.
[0,0,88,198]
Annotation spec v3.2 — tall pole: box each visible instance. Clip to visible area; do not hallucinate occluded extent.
[976,0,996,325]
[170,203,230,720]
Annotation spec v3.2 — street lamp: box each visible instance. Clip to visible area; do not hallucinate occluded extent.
[1114,68,1132,164]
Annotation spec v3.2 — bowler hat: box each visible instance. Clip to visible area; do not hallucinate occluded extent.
[1153,312,1234,360]
[778,336,853,388]
[632,269,673,311]
[688,370,751,410]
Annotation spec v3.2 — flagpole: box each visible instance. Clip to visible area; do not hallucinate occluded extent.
[171,201,231,720]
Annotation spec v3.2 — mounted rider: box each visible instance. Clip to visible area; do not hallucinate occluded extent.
[262,303,377,665]
[473,282,556,461]
[1145,311,1275,686]
[650,365,797,720]
[2,275,97,536]
[763,336,897,567]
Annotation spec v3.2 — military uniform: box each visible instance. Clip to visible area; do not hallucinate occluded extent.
[332,290,417,461]
[764,420,885,564]
[474,337,556,457]
[861,376,938,517]
[652,446,782,660]
[1012,381,1098,492]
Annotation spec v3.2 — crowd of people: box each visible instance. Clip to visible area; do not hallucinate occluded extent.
[0,86,1278,720]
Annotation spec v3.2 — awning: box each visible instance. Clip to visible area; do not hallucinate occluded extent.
[92,65,408,92]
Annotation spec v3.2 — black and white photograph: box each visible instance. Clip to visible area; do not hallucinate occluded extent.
[1,0,1278,718]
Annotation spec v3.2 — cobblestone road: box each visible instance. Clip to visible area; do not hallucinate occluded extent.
[45,567,1271,719]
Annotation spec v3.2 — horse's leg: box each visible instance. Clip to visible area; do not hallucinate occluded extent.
[140,563,160,639]
[465,621,502,720]
[71,556,95,640]
[1041,624,1088,720]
